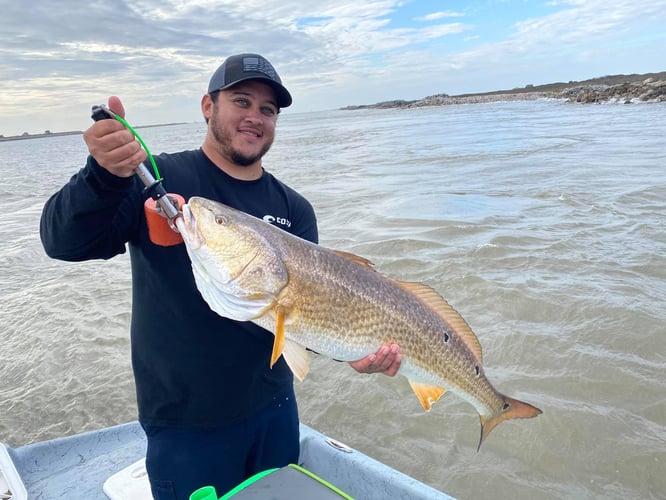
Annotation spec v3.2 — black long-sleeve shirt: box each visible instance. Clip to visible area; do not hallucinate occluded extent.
[40,149,318,428]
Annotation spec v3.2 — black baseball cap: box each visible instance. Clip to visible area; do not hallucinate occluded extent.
[207,53,292,108]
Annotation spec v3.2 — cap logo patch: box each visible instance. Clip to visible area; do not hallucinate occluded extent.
[243,57,277,80]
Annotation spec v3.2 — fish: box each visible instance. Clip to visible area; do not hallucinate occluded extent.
[179,196,542,449]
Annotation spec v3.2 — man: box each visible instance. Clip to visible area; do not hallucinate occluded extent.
[40,53,401,500]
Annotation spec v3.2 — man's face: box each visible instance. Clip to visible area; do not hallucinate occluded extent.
[207,80,279,167]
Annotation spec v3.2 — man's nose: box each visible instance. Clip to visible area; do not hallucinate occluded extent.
[243,104,264,122]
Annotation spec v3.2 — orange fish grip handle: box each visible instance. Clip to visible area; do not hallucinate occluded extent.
[144,193,185,246]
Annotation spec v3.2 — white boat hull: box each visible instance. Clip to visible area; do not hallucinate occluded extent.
[2,422,454,499]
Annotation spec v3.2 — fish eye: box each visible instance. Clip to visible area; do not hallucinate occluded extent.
[215,215,228,225]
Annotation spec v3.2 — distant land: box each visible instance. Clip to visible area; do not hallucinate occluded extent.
[0,122,188,143]
[4,73,664,140]
[341,71,666,110]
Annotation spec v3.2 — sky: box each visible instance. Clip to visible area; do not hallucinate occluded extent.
[1,0,665,136]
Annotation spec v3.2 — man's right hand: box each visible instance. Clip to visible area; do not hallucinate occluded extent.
[83,96,147,178]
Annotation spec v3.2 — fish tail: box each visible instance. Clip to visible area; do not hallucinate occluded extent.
[478,395,542,451]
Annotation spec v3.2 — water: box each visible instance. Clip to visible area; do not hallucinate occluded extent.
[1,101,665,499]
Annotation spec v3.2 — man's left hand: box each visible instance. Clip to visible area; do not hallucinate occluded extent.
[349,343,402,377]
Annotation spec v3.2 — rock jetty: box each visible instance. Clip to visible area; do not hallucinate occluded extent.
[558,78,666,104]
[342,72,666,110]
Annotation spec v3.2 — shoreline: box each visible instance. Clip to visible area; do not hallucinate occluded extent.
[341,71,666,110]
[0,130,83,142]
[4,72,664,140]
[0,122,188,143]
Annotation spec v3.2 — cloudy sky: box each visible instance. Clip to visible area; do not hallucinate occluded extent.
[2,0,665,136]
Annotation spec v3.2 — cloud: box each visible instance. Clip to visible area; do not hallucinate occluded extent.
[1,0,665,135]
[414,11,466,22]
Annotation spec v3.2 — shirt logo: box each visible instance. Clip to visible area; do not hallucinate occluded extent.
[263,214,291,228]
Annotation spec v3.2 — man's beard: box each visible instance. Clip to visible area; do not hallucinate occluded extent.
[210,111,273,167]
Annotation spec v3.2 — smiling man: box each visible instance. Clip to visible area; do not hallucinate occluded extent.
[40,53,401,499]
[202,55,287,179]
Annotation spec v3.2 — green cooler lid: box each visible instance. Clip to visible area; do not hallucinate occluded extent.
[190,464,353,500]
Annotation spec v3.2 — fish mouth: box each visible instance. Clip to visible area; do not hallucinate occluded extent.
[180,203,202,249]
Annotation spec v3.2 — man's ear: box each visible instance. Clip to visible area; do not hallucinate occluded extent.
[201,93,214,121]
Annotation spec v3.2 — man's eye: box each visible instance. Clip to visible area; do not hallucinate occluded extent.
[262,107,277,116]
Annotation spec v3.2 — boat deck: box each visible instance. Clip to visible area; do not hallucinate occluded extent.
[3,422,454,499]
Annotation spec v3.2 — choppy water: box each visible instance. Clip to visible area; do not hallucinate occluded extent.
[1,100,665,499]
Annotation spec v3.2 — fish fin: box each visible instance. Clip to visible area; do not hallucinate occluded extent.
[332,250,375,269]
[408,381,446,411]
[396,281,483,364]
[478,395,542,451]
[270,305,287,368]
[281,339,311,381]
